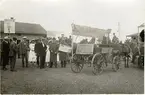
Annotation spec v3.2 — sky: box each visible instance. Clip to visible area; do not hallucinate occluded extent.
[0,0,145,41]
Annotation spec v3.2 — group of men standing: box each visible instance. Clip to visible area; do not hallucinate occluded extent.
[0,36,48,71]
[0,34,72,71]
[1,36,17,71]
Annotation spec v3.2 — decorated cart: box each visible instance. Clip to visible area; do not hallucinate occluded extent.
[70,24,121,75]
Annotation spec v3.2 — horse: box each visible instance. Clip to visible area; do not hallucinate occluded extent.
[121,44,131,68]
[111,43,131,68]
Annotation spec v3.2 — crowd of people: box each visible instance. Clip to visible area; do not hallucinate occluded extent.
[0,33,120,72]
[0,34,72,71]
[0,31,144,71]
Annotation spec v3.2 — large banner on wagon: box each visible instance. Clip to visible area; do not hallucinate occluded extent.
[71,23,111,40]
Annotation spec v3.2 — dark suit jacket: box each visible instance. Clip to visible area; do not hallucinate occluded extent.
[36,42,47,56]
[34,42,39,55]
[9,41,17,57]
[1,41,10,56]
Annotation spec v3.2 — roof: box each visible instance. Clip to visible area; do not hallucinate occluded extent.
[0,21,47,35]
[126,33,138,37]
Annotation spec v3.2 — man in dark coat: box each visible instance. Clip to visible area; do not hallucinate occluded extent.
[19,36,30,68]
[9,37,17,71]
[0,38,3,66]
[49,38,59,68]
[1,36,10,70]
[36,38,47,69]
[17,40,21,58]
[34,39,41,67]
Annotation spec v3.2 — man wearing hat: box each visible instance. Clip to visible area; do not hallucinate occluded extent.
[9,37,17,71]
[34,38,41,67]
[1,36,10,70]
[35,38,47,69]
[19,36,30,68]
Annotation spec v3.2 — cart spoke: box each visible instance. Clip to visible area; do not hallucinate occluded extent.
[71,60,84,73]
[112,55,120,72]
[92,54,104,75]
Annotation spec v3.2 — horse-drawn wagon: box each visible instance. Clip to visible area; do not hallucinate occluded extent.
[70,24,121,75]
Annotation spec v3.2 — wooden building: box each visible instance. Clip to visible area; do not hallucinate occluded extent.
[0,20,48,41]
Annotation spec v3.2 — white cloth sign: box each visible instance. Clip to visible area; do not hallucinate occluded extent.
[76,44,94,54]
[59,44,72,53]
[4,19,15,33]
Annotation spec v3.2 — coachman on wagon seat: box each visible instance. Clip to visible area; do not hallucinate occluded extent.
[112,33,119,44]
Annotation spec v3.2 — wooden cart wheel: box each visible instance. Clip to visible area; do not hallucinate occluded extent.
[92,54,104,75]
[71,62,84,73]
[71,55,84,73]
[112,55,120,72]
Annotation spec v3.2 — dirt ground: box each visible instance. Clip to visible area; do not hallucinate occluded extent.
[0,59,144,94]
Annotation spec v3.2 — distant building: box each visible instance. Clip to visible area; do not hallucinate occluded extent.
[0,20,53,41]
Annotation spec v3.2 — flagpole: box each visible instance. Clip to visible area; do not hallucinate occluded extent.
[71,23,74,60]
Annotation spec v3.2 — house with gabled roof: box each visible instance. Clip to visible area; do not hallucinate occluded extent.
[0,20,53,41]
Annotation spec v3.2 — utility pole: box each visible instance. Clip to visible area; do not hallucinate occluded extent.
[118,22,120,41]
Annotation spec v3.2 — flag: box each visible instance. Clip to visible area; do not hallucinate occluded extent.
[71,23,111,40]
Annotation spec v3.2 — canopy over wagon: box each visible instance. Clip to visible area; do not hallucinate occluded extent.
[71,23,111,40]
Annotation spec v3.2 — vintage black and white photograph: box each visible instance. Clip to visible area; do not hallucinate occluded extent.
[0,0,144,94]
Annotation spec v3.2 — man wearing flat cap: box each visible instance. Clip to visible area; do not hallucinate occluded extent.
[1,36,10,70]
[19,36,30,68]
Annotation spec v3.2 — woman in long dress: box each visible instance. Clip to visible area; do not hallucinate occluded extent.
[28,40,36,65]
[45,45,50,66]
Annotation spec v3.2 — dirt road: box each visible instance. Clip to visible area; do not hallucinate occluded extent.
[1,59,144,94]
